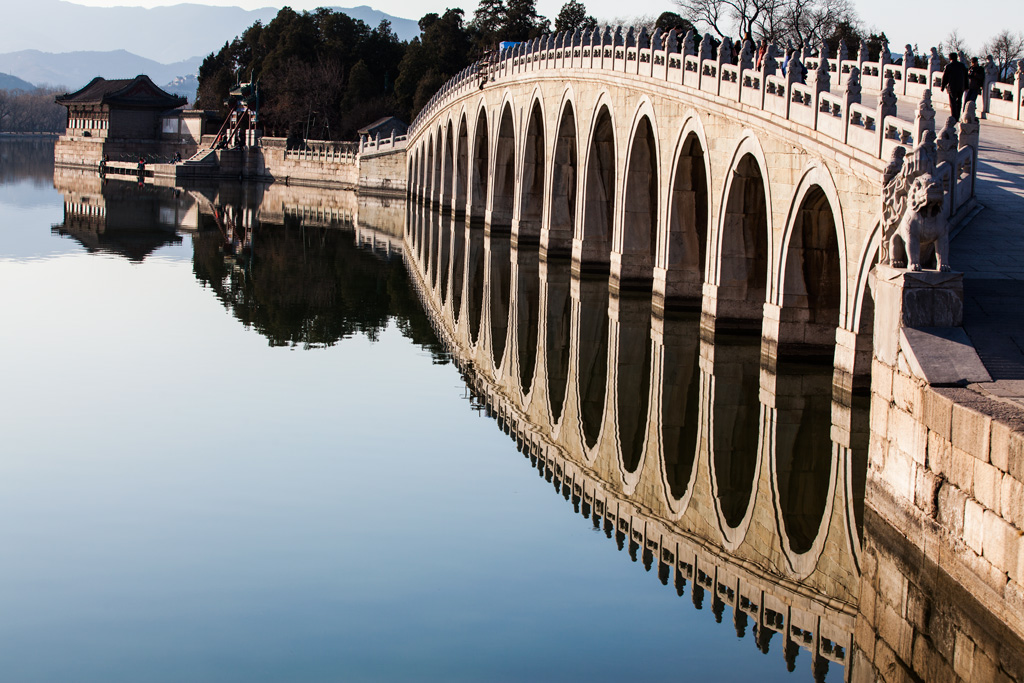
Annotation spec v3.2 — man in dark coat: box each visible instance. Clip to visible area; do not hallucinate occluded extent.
[967,57,986,107]
[941,52,969,118]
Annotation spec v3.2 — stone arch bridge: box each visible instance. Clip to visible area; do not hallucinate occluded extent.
[404,29,979,385]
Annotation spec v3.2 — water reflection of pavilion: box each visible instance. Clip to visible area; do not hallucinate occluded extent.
[51,169,190,261]
[406,201,870,681]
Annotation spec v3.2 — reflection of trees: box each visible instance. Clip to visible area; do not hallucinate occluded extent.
[0,139,56,186]
[192,218,447,359]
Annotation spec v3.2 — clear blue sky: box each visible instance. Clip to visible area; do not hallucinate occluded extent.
[67,0,1016,56]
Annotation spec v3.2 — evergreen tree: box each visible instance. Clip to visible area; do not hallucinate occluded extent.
[554,0,596,33]
[471,0,548,48]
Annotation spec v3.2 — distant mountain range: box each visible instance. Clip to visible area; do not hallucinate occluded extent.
[0,50,202,93]
[0,72,36,91]
[2,1,420,65]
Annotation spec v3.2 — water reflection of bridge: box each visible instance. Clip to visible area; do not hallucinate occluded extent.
[406,201,869,680]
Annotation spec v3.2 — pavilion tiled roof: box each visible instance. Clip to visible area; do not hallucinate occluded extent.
[357,116,407,136]
[56,75,186,109]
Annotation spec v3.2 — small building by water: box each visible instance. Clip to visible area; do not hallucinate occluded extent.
[54,75,211,168]
[357,117,407,149]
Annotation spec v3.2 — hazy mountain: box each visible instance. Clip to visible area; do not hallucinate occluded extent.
[2,1,420,64]
[0,73,36,92]
[0,50,202,94]
[163,74,199,102]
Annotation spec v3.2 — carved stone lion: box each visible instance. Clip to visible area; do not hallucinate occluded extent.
[890,173,950,271]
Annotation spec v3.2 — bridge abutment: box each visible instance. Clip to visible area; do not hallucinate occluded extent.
[864,265,1024,643]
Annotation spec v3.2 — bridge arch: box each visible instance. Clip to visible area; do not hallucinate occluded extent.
[490,98,517,230]
[709,133,773,325]
[616,99,661,287]
[455,112,470,217]
[425,134,436,207]
[516,93,546,245]
[576,96,617,271]
[661,113,712,305]
[442,119,455,210]
[470,103,489,223]
[843,223,882,382]
[420,144,428,200]
[433,130,444,206]
[772,164,848,358]
[414,147,423,199]
[406,154,413,199]
[544,89,579,258]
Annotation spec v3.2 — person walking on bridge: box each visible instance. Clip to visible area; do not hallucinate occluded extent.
[967,57,985,108]
[941,52,969,118]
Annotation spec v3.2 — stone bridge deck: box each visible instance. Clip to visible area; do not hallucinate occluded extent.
[951,121,1024,408]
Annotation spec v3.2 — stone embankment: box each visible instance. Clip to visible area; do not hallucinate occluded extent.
[857,118,1024,681]
[59,132,407,197]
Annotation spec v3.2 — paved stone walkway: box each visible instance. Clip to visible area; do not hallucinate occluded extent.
[950,120,1024,407]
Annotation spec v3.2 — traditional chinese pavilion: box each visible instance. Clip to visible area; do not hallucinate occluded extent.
[54,75,201,167]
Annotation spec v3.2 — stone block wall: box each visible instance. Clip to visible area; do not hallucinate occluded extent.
[867,353,1024,642]
[357,149,407,197]
[259,141,358,189]
[852,509,1024,683]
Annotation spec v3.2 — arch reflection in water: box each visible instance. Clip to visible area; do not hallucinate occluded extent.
[709,334,762,532]
[615,291,653,474]
[544,258,572,426]
[772,362,834,556]
[407,203,869,681]
[467,227,485,345]
[488,235,511,369]
[515,246,540,397]
[576,274,609,450]
[438,218,451,306]
[451,219,465,322]
[658,313,701,500]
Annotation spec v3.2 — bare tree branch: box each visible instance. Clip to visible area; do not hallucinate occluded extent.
[983,30,1024,80]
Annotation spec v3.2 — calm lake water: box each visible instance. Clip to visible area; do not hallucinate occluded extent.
[0,139,861,682]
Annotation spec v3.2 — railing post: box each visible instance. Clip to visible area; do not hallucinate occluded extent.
[841,67,861,144]
[913,88,936,146]
[812,53,830,130]
[715,37,730,96]
[786,50,804,120]
[1016,62,1023,123]
[958,101,980,199]
[901,44,914,96]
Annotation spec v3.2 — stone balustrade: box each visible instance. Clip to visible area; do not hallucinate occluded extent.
[409,27,981,159]
[359,131,408,156]
[282,139,358,163]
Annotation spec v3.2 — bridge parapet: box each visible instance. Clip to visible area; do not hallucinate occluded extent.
[807,45,1024,128]
[410,27,969,165]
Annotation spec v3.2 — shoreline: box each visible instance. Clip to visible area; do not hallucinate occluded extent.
[0,132,60,138]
